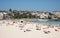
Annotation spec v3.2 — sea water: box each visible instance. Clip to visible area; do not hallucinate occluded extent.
[29,19,60,25]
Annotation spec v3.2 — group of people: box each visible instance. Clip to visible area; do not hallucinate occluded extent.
[0,20,60,33]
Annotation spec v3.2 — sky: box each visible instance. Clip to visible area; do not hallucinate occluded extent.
[0,0,60,11]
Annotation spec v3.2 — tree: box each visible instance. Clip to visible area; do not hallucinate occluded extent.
[9,8,12,12]
[48,16,51,19]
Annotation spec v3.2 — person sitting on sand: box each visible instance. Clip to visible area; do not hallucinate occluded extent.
[19,20,25,30]
[36,24,41,30]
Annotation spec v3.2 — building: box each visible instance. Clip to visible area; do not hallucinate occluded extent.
[40,12,49,19]
[54,12,60,18]
[3,12,8,19]
[0,12,3,19]
[0,11,9,20]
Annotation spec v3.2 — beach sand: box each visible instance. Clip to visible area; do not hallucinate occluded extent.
[0,20,60,38]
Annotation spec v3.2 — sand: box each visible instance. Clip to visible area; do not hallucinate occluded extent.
[0,20,60,38]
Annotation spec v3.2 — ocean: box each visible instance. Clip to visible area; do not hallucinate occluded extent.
[28,19,60,25]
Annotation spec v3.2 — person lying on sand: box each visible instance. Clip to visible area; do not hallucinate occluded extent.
[43,30,50,34]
